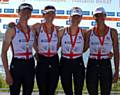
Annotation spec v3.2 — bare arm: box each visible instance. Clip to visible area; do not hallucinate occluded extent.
[111,28,119,83]
[31,23,41,61]
[1,27,15,85]
[57,27,65,47]
[31,23,41,35]
[81,29,87,52]
[83,29,91,52]
[30,25,38,53]
[1,28,15,73]
[32,31,38,53]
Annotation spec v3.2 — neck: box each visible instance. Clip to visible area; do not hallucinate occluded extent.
[96,24,106,31]
[45,22,53,27]
[69,26,78,35]
[19,20,28,28]
[45,20,53,24]
[45,23,54,33]
[18,20,29,33]
[70,25,78,29]
[71,22,79,27]
[19,19,28,26]
[95,24,108,36]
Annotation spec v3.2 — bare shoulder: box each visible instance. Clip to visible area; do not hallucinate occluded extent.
[58,27,65,38]
[55,26,64,30]
[6,27,15,36]
[32,23,41,29]
[109,28,119,44]
[31,23,42,34]
[110,28,118,40]
[8,22,16,28]
[4,27,15,43]
[86,28,93,36]
[55,26,64,34]
[110,27,118,35]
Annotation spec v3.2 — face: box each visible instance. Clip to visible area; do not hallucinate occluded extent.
[43,11,56,23]
[18,9,32,21]
[94,13,106,23]
[71,15,82,26]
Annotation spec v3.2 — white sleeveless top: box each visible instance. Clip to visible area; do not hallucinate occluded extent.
[61,27,84,59]
[38,24,58,57]
[12,27,35,59]
[89,27,113,59]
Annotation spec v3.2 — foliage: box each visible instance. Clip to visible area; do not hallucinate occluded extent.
[0,76,120,92]
[112,78,120,91]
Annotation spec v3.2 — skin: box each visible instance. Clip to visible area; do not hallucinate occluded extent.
[1,8,37,85]
[32,11,56,34]
[58,14,86,50]
[32,10,62,61]
[85,13,119,83]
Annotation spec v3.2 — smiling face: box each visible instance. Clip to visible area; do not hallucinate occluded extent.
[43,11,56,23]
[18,8,32,21]
[70,15,82,26]
[43,5,56,23]
[93,13,106,23]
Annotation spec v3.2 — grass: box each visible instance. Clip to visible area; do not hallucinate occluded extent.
[55,78,120,93]
[0,74,120,93]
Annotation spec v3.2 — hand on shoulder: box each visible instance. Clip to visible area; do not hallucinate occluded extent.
[31,23,41,34]
[8,22,16,28]
[56,26,64,31]
[32,23,41,29]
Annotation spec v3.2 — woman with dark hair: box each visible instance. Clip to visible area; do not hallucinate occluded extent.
[1,3,37,95]
[85,7,119,95]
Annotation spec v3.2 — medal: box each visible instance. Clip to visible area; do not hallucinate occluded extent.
[26,42,29,48]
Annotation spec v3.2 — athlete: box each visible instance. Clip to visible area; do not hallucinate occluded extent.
[32,5,60,95]
[1,3,37,95]
[58,7,86,95]
[85,7,119,95]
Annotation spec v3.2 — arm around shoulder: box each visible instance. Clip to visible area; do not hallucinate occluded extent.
[31,23,41,34]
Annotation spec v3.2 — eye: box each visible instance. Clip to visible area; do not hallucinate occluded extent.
[95,14,100,17]
[46,11,55,15]
[94,13,105,18]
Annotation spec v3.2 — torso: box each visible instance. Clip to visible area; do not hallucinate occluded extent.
[12,26,35,59]
[37,23,58,57]
[89,27,113,59]
[61,27,84,59]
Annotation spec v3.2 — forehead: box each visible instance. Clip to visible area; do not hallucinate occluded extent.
[95,13,105,15]
[20,8,32,12]
[72,15,81,17]
[94,13,106,17]
[45,11,55,14]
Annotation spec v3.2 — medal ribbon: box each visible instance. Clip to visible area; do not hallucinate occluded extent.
[17,23,31,60]
[95,26,109,59]
[44,23,54,57]
[69,27,79,58]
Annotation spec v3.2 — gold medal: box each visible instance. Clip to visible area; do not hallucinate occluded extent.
[48,43,50,49]
[101,45,104,53]
[26,42,29,48]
